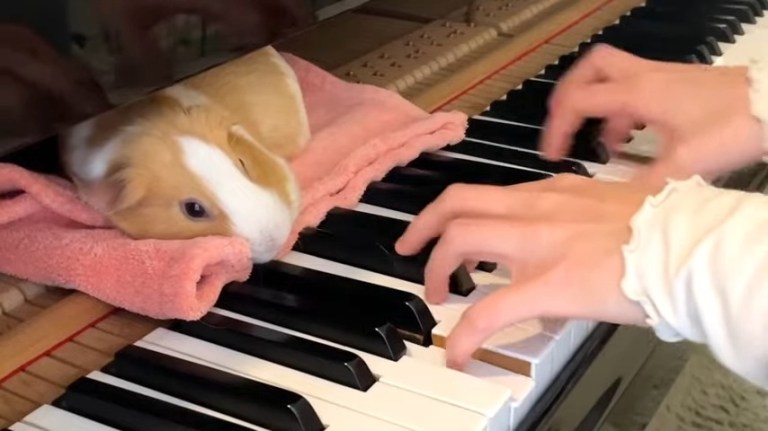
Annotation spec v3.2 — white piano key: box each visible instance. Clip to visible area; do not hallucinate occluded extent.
[84,372,268,431]
[87,371,407,431]
[404,343,535,429]
[19,405,119,431]
[206,308,513,431]
[209,308,538,431]
[6,423,45,431]
[137,332,491,431]
[436,148,558,176]
[280,250,559,374]
[458,136,639,182]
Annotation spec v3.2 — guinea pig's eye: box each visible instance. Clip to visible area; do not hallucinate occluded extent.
[180,199,209,220]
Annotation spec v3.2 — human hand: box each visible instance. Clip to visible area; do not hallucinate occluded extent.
[394,174,651,370]
[541,44,765,186]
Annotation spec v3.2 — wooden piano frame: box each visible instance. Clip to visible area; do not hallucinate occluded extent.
[1,0,734,428]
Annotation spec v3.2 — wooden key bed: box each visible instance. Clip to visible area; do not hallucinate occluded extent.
[0,0,647,427]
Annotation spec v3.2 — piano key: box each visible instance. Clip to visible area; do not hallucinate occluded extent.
[628,7,737,43]
[246,259,436,340]
[443,140,591,176]
[614,15,723,56]
[102,345,325,431]
[409,151,551,183]
[16,404,119,431]
[86,370,407,431]
[6,425,42,431]
[198,309,514,431]
[318,207,496,272]
[361,181,442,215]
[644,0,757,24]
[595,22,716,64]
[437,139,639,183]
[53,377,257,431]
[278,249,564,382]
[217,280,408,360]
[136,333,492,431]
[293,225,476,297]
[171,312,378,390]
[464,117,609,164]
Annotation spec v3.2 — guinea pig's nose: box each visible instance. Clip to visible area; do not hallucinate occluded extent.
[249,234,285,263]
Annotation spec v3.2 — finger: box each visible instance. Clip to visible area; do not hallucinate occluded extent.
[600,115,636,152]
[395,184,516,256]
[444,276,549,370]
[540,45,653,160]
[422,217,544,304]
[541,80,648,161]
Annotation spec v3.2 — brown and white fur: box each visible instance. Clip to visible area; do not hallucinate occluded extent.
[60,46,309,262]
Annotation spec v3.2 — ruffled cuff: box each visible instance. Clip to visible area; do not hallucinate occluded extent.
[619,176,712,342]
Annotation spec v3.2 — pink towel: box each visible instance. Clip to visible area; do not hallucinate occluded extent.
[0,53,467,320]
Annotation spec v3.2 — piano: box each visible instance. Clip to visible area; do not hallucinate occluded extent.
[1,0,767,430]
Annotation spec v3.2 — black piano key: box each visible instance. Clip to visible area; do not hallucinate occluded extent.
[54,377,252,431]
[382,166,451,188]
[241,259,435,346]
[538,52,580,81]
[361,181,441,215]
[628,8,736,43]
[444,140,591,176]
[103,345,324,431]
[481,79,556,126]
[406,151,551,183]
[320,207,499,273]
[218,281,408,359]
[593,27,713,64]
[171,312,377,391]
[255,259,436,342]
[616,15,723,56]
[644,0,756,24]
[294,226,476,297]
[466,119,609,164]
[720,0,763,16]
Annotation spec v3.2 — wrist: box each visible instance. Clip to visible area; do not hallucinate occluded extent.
[745,62,768,159]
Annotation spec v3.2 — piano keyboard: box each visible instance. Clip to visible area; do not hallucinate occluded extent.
[3,0,768,430]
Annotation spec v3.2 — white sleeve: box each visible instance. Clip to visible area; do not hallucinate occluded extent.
[618,44,768,389]
[620,175,768,389]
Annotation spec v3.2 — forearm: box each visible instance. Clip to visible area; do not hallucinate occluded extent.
[621,176,768,388]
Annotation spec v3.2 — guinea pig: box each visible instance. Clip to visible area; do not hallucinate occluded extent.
[59,45,309,263]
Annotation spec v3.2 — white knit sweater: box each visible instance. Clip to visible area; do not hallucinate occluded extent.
[620,34,768,389]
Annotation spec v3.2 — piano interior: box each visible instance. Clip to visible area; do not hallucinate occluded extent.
[2,1,768,430]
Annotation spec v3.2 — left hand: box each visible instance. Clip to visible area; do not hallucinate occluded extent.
[394,174,652,370]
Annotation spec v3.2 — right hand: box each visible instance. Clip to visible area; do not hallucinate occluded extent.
[540,44,766,186]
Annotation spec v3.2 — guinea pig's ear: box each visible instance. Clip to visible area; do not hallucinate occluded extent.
[227,124,259,148]
[84,166,148,215]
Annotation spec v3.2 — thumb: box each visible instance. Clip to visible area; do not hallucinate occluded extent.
[444,276,549,370]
